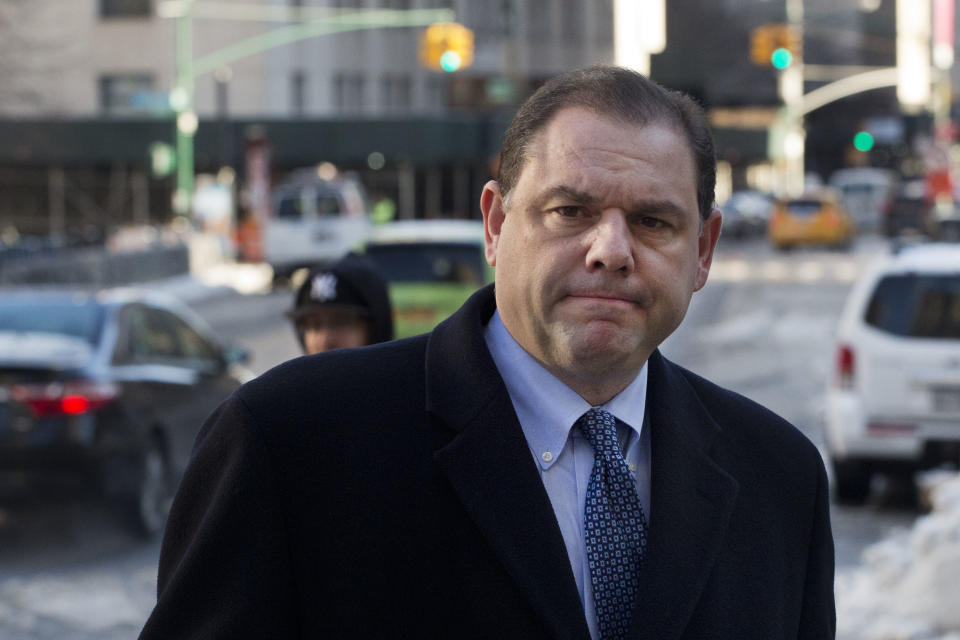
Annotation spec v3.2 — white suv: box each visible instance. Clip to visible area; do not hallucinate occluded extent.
[825,243,960,504]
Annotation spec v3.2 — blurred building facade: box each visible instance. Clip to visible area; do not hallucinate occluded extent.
[0,0,956,240]
[0,0,616,238]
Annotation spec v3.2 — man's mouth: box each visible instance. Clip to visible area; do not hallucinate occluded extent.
[566,292,639,308]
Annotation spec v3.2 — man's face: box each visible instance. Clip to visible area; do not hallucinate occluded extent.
[298,307,370,354]
[481,107,721,403]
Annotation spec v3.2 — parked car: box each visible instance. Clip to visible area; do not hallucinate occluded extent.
[930,200,960,242]
[0,289,250,534]
[719,190,775,239]
[829,167,896,233]
[363,220,493,338]
[882,179,934,238]
[825,243,960,504]
[768,190,856,250]
[263,168,371,283]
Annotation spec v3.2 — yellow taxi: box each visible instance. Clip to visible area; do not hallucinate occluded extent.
[768,190,856,250]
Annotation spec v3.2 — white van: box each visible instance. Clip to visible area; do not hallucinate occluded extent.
[828,167,896,233]
[263,169,371,280]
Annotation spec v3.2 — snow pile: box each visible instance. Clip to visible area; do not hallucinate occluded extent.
[837,472,960,640]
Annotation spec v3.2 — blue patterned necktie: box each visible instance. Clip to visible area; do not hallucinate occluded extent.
[577,408,648,640]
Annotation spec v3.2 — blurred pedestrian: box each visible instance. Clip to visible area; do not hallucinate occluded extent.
[142,66,834,639]
[286,252,393,354]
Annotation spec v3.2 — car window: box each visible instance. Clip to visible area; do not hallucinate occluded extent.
[785,200,822,216]
[127,307,182,360]
[276,196,303,219]
[865,274,960,339]
[366,242,485,285]
[275,186,347,219]
[0,299,104,344]
[315,194,343,217]
[164,312,220,363]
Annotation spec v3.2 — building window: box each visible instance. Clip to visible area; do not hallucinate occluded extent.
[291,71,307,116]
[427,76,446,111]
[334,73,365,112]
[99,0,151,17]
[381,74,412,111]
[99,74,156,115]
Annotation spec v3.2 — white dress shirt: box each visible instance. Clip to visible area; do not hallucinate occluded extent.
[484,310,651,640]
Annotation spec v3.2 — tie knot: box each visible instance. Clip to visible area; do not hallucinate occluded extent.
[576,408,620,454]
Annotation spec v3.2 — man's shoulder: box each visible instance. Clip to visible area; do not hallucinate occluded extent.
[657,354,818,456]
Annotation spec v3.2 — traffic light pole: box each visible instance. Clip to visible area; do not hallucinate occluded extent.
[174,3,194,217]
[159,1,455,218]
[779,0,805,197]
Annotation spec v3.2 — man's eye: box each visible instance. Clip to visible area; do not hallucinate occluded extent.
[554,206,585,218]
[639,216,668,229]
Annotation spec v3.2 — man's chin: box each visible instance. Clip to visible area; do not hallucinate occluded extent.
[561,328,647,371]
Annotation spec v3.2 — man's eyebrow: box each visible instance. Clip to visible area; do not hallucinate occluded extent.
[533,185,689,218]
[531,185,601,209]
[627,200,688,217]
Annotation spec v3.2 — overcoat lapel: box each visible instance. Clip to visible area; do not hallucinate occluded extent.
[629,352,740,640]
[427,286,591,640]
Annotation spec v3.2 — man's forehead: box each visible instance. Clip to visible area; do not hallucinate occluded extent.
[520,113,695,190]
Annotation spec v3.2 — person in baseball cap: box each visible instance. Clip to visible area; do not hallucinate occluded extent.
[286,252,394,354]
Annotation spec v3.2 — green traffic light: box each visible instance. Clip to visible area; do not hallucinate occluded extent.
[771,47,793,70]
[439,50,461,72]
[853,131,875,152]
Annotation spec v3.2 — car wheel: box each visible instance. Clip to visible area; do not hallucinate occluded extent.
[832,457,872,505]
[131,443,172,537]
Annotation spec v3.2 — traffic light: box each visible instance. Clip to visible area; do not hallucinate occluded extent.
[750,23,801,68]
[420,22,474,72]
[853,131,875,152]
[771,48,793,70]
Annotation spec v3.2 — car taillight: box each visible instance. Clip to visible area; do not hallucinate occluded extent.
[10,381,118,418]
[835,345,855,389]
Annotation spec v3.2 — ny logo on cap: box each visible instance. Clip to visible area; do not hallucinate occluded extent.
[310,273,338,302]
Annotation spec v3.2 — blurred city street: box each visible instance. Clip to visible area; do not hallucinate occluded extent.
[0,234,929,639]
[3,0,960,636]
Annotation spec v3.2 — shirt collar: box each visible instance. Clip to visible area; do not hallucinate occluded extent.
[483,310,648,469]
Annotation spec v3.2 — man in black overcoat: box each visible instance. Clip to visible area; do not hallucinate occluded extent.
[140,66,835,639]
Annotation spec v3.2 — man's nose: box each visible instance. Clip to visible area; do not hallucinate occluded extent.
[585,211,635,273]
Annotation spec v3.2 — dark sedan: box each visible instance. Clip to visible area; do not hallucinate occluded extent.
[0,289,249,535]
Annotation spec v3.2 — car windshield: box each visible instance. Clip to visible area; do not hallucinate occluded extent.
[0,299,104,344]
[865,274,960,339]
[785,200,822,216]
[365,242,485,285]
[275,193,343,219]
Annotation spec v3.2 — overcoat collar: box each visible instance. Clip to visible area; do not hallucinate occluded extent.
[629,352,740,640]
[427,285,739,639]
[427,285,591,640]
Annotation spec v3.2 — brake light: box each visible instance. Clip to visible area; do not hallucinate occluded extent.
[11,381,118,418]
[836,345,855,389]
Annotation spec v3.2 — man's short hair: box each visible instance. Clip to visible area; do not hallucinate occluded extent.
[497,65,717,221]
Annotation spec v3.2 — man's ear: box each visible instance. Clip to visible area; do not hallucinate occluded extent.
[480,180,505,267]
[694,207,722,292]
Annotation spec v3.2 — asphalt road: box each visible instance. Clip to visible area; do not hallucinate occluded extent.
[0,234,922,638]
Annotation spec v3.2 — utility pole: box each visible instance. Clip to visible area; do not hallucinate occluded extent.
[173,0,196,218]
[780,0,805,196]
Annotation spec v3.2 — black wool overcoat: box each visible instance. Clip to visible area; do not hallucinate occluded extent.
[140,284,835,639]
